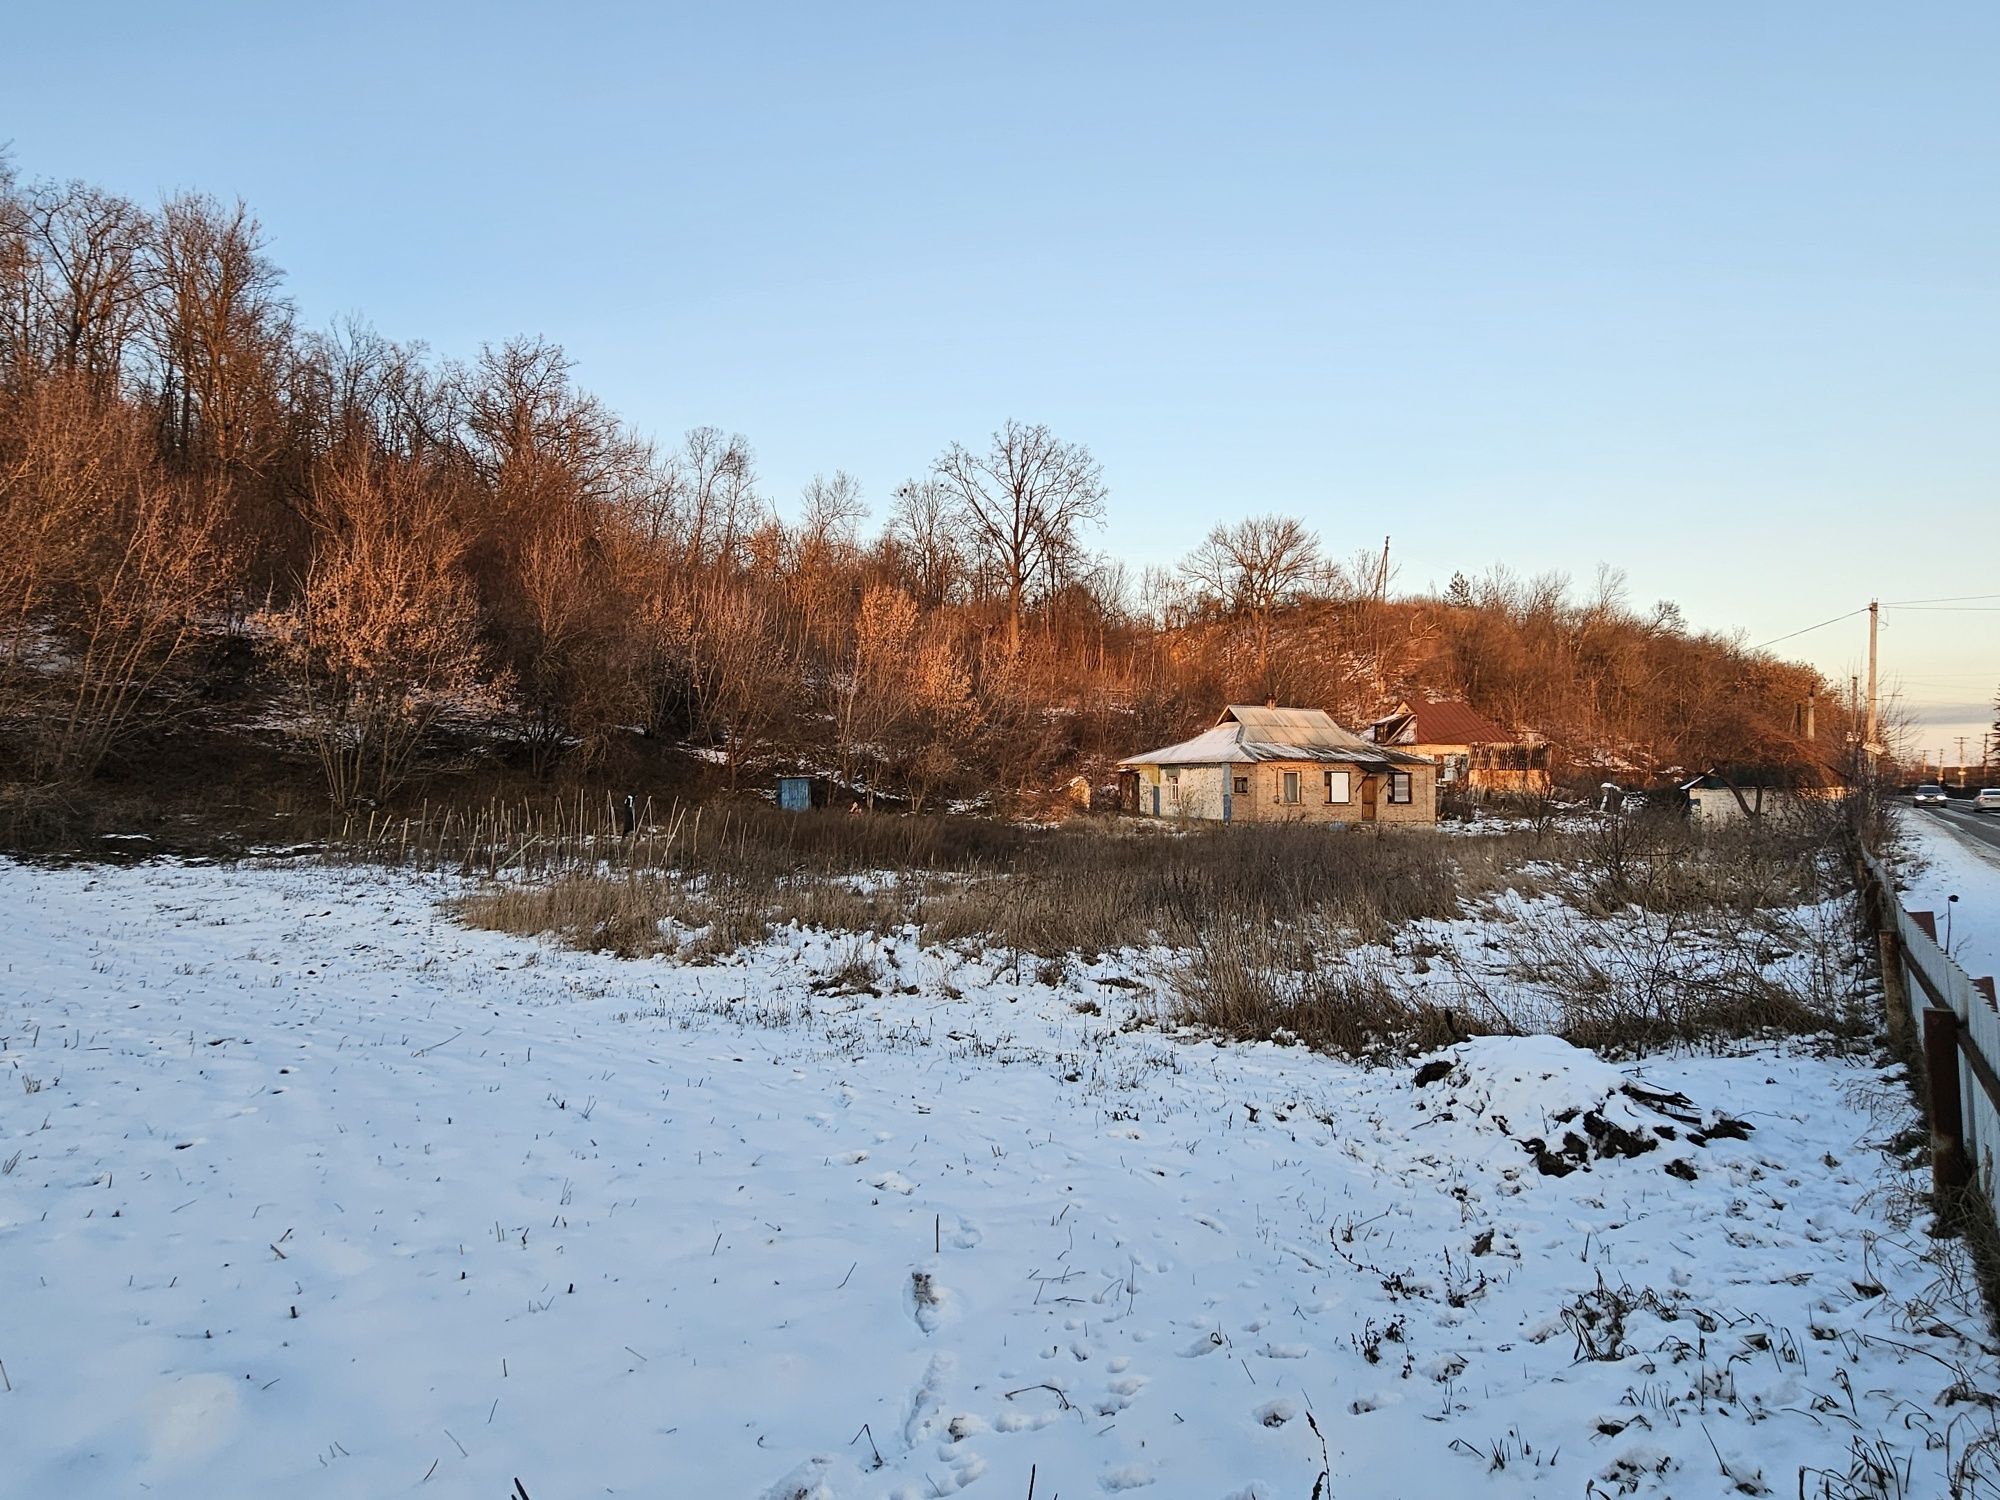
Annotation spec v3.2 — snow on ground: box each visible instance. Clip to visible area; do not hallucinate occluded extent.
[1898,807,2000,981]
[2,857,1996,1499]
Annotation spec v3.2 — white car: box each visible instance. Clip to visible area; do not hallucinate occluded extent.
[1912,784,1948,807]
[1975,787,2000,815]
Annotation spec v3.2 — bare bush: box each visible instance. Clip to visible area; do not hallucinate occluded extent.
[0,375,230,780]
[260,447,499,806]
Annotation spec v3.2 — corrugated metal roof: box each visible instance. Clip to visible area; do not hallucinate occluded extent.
[1119,706,1432,768]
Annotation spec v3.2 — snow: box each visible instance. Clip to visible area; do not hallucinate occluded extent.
[1897,808,2000,980]
[2,856,1995,1499]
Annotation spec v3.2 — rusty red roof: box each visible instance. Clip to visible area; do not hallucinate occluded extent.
[1370,699,1513,747]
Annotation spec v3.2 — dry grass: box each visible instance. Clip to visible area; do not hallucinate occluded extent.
[446,803,1471,963]
[441,792,1868,1062]
[1163,920,1476,1060]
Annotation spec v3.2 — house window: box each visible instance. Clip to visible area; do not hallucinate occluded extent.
[1232,776,1248,795]
[1388,772,1413,805]
[1281,771,1301,805]
[1164,766,1180,805]
[1324,770,1351,804]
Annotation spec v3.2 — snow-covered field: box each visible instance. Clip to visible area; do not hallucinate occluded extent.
[3,856,1996,1499]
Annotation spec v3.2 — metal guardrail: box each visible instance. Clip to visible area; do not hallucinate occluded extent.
[1861,848,2000,1210]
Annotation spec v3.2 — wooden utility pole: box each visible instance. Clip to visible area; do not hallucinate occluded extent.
[1864,599,1882,763]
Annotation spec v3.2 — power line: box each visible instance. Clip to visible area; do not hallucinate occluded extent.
[1750,607,1866,651]
[1881,591,2000,605]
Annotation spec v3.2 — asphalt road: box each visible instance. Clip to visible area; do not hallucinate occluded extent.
[1911,799,2000,857]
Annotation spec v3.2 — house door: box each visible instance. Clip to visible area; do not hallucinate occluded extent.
[1360,775,1379,819]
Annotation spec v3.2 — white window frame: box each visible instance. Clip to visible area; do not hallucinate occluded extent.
[1281,770,1301,805]
[1388,772,1413,805]
[1324,770,1351,804]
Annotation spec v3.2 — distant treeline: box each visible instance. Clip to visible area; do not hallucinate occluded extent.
[0,156,1836,812]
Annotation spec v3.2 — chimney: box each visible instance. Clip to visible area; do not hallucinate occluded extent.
[1803,690,1816,741]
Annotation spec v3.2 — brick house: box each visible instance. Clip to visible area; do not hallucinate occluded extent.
[1118,705,1437,825]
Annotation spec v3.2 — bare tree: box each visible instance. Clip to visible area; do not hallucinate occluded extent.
[1178,514,1323,692]
[788,470,865,647]
[18,180,152,390]
[145,193,292,471]
[884,477,965,608]
[933,420,1105,655]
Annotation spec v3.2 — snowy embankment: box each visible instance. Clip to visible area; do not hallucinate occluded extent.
[2,859,1995,1499]
[1898,808,2000,981]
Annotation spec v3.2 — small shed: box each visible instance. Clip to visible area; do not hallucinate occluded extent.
[776,775,829,812]
[1678,763,1846,823]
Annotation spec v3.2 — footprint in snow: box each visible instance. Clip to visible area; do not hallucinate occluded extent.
[909,1268,952,1332]
[1097,1372,1148,1414]
[1255,1398,1296,1427]
[1100,1462,1156,1491]
[873,1170,916,1195]
[839,1149,870,1164]
[1258,1343,1309,1360]
[759,1454,835,1500]
[903,1352,955,1447]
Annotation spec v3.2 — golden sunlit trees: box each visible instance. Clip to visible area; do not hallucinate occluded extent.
[260,447,496,806]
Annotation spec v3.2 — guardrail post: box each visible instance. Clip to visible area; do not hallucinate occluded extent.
[1923,1006,1971,1196]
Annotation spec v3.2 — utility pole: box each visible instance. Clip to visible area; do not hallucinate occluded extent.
[1956,735,1969,786]
[1864,599,1881,764]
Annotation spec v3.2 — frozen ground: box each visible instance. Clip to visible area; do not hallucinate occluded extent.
[2,857,1997,1499]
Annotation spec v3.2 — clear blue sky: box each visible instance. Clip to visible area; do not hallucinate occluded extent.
[11,3,1998,756]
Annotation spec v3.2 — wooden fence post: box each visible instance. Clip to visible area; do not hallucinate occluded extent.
[1879,929,1910,1053]
[1923,1006,1971,1196]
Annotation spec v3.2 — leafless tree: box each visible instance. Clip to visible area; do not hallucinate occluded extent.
[933,420,1105,656]
[18,180,152,390]
[145,193,292,472]
[1178,513,1323,691]
[883,477,965,608]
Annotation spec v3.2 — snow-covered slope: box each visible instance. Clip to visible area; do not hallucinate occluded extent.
[1,859,1992,1499]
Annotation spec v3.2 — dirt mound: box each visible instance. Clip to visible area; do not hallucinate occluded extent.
[1411,1036,1752,1177]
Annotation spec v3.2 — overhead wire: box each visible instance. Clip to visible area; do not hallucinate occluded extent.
[1880,592,2000,605]
[1749,607,1866,651]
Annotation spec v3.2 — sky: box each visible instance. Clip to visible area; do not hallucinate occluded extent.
[10,3,1997,759]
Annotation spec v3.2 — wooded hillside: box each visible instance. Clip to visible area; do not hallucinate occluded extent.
[0,159,1842,826]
